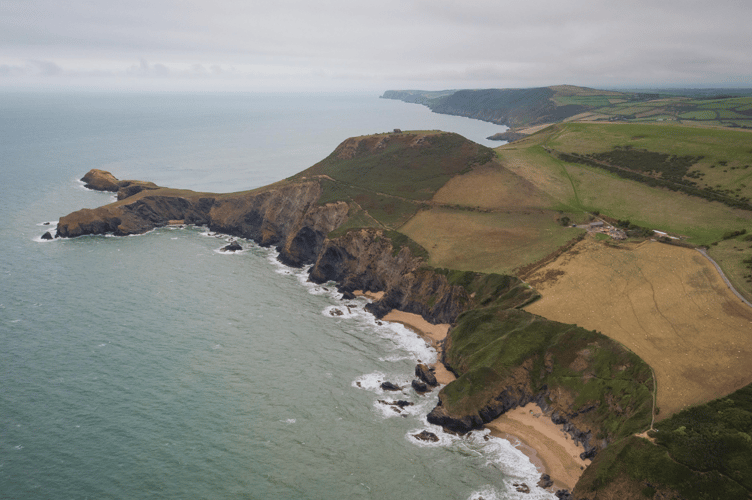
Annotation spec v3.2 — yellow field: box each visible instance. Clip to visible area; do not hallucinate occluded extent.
[524,238,752,419]
[432,163,554,210]
[399,207,579,275]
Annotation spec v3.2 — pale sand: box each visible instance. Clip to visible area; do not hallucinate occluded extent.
[486,403,591,491]
[380,310,456,385]
[353,290,385,300]
[367,300,584,486]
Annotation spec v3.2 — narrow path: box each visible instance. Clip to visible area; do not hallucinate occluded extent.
[696,248,752,309]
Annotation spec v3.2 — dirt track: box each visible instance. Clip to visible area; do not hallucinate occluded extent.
[525,239,752,419]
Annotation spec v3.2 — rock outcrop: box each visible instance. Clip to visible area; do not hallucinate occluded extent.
[57,178,348,267]
[309,229,469,324]
[81,169,159,199]
[81,169,122,192]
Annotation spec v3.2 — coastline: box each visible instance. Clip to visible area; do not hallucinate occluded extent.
[485,404,591,491]
[374,302,587,491]
[378,308,456,385]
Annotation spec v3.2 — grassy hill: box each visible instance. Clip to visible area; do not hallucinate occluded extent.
[292,122,752,497]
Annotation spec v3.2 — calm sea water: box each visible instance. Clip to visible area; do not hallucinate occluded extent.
[0,92,554,499]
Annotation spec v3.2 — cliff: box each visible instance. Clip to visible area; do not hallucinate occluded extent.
[60,172,349,268]
[58,130,701,498]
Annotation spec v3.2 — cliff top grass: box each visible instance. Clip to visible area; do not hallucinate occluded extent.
[498,123,752,245]
[295,131,494,202]
[441,306,654,442]
[525,238,752,419]
[575,383,752,499]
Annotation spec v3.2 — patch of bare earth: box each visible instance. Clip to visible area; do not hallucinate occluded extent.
[525,239,752,419]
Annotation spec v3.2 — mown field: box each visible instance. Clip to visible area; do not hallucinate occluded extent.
[525,238,752,418]
[497,123,752,245]
[399,208,581,275]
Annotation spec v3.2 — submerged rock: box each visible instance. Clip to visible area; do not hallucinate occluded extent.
[380,381,402,391]
[513,483,530,494]
[415,363,438,387]
[220,241,243,252]
[413,430,439,442]
[378,399,414,412]
[411,379,429,393]
[537,474,554,489]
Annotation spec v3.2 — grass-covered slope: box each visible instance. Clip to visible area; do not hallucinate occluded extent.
[291,130,584,276]
[433,306,654,443]
[291,131,495,233]
[574,384,752,499]
[298,131,494,202]
[498,121,752,298]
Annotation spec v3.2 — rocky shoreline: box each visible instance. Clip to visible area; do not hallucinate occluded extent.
[57,169,651,499]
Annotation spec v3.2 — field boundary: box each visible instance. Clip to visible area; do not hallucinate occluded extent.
[696,248,752,308]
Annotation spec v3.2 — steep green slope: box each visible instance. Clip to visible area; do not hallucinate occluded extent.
[292,131,496,233]
[575,384,752,499]
[430,306,654,444]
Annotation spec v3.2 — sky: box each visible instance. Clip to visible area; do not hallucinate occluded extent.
[1,0,751,92]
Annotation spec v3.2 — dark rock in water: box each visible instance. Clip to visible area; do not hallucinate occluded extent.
[411,379,429,393]
[555,489,573,500]
[513,483,530,493]
[329,308,344,316]
[415,363,438,387]
[43,222,50,225]
[413,430,439,442]
[220,241,243,252]
[41,231,53,240]
[537,474,553,489]
[378,399,414,412]
[376,321,383,326]
[341,290,356,300]
[380,381,402,391]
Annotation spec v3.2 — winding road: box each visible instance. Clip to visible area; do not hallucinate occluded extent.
[696,248,752,309]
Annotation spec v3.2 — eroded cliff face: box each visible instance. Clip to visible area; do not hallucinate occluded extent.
[309,229,470,324]
[57,174,348,268]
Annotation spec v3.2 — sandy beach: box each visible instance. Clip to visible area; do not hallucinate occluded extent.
[354,292,456,385]
[486,403,591,490]
[367,297,588,489]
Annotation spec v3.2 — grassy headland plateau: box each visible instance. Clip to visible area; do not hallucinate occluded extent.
[56,87,752,498]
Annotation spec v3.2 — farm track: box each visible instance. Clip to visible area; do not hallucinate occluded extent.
[696,248,752,309]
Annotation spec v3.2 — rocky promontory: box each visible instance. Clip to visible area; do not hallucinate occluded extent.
[81,169,160,200]
[56,133,669,498]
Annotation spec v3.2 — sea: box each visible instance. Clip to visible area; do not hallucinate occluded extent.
[0,92,556,500]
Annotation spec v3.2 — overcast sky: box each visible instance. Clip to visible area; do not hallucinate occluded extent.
[1,0,750,92]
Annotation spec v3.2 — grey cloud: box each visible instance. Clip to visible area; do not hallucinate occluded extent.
[0,0,750,91]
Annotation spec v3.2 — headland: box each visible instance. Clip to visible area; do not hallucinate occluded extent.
[54,109,752,499]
